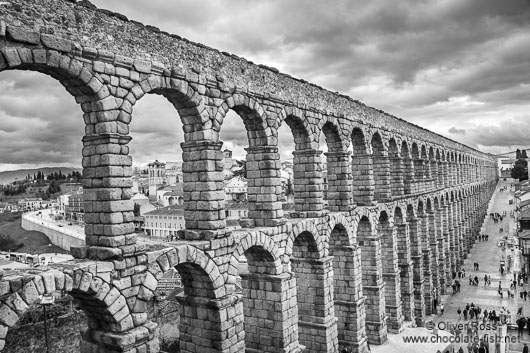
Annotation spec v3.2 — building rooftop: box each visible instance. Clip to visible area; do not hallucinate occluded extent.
[131,193,149,200]
[520,209,530,220]
[144,206,184,216]
[148,160,165,167]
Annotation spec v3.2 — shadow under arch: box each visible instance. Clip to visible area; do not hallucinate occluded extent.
[0,267,139,353]
[356,214,387,345]
[327,219,368,351]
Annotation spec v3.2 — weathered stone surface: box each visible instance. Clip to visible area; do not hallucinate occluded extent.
[0,2,500,353]
[6,26,40,44]
[40,33,72,52]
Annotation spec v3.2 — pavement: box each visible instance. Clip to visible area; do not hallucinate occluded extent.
[429,179,530,353]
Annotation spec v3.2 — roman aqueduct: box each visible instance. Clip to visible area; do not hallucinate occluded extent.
[0,0,497,352]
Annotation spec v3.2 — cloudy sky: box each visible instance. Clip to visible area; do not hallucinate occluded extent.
[1,0,530,171]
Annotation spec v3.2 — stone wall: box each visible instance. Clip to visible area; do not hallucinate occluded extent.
[0,0,499,158]
[21,215,85,251]
[0,1,500,352]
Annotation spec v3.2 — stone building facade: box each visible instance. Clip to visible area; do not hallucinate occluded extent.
[0,1,498,353]
[143,206,185,239]
[147,160,165,201]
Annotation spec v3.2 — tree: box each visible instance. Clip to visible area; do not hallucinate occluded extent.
[232,160,247,179]
[133,203,141,217]
[47,180,61,195]
[511,159,528,181]
[285,177,294,196]
[522,150,528,159]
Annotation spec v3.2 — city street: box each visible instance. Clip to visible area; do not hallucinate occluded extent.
[431,179,530,352]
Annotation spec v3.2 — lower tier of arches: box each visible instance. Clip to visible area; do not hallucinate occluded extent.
[0,181,496,353]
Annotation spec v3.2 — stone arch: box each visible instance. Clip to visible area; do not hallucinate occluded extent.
[289,219,340,351]
[420,144,428,159]
[350,207,377,236]
[230,231,284,277]
[280,107,325,216]
[279,106,318,151]
[221,93,274,146]
[371,131,391,201]
[401,140,412,159]
[401,140,415,194]
[406,201,418,220]
[417,198,426,216]
[324,213,354,246]
[420,145,431,180]
[320,116,348,152]
[389,137,400,157]
[411,142,420,159]
[425,196,434,213]
[131,75,207,138]
[371,131,386,155]
[144,246,225,301]
[285,220,326,259]
[432,195,440,210]
[0,41,108,103]
[221,94,283,226]
[322,119,353,212]
[428,146,435,160]
[388,137,405,197]
[393,204,405,224]
[378,207,405,332]
[351,126,374,205]
[377,203,394,224]
[0,268,136,352]
[411,142,424,182]
[356,211,387,344]
[327,214,366,349]
[351,126,369,155]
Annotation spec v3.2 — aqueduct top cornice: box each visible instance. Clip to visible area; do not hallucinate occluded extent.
[1,0,494,162]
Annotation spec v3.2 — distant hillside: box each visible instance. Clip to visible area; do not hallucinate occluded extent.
[0,167,81,185]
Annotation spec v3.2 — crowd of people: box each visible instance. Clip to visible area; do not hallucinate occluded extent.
[490,212,505,224]
[433,181,530,353]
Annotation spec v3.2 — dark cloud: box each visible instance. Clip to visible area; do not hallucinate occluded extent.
[449,127,466,135]
[1,1,529,170]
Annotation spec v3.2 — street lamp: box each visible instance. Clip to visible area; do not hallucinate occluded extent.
[40,294,55,353]
[518,232,530,275]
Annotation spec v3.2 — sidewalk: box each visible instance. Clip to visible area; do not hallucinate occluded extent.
[430,179,526,352]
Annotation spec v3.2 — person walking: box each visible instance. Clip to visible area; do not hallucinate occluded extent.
[523,343,529,353]
[517,316,527,338]
[464,308,468,320]
[440,303,445,315]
